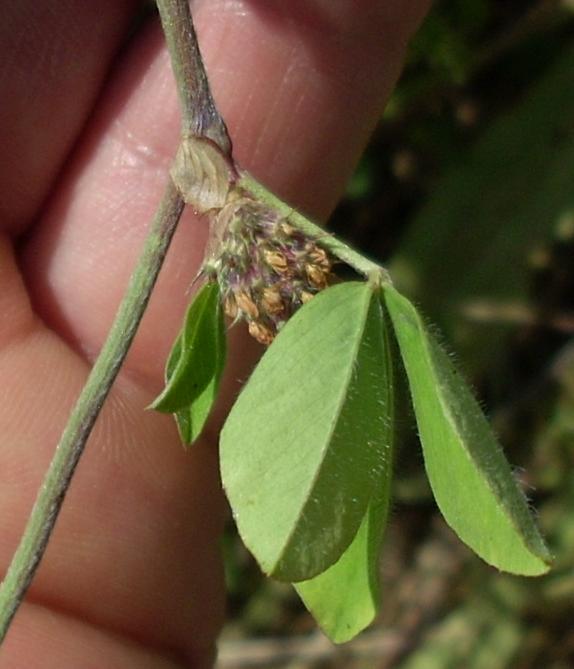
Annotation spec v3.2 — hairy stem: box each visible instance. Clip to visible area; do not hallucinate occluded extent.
[156,0,231,153]
[0,180,185,641]
[239,172,392,283]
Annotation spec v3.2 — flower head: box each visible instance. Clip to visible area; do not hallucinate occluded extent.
[203,196,335,345]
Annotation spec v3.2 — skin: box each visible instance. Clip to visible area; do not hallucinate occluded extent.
[0,1,430,666]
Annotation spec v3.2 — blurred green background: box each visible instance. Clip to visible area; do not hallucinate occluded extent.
[217,2,574,667]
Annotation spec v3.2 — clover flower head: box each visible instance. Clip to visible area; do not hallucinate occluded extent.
[203,196,335,344]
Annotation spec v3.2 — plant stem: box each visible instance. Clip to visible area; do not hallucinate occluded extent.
[155,0,386,284]
[155,0,231,153]
[238,172,392,283]
[0,0,235,640]
[0,180,185,642]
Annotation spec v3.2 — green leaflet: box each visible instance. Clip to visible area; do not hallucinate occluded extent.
[220,282,392,582]
[295,312,394,643]
[152,282,226,445]
[384,285,552,575]
[173,366,224,445]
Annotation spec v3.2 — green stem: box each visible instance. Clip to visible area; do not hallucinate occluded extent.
[0,180,185,642]
[155,0,231,153]
[155,0,380,282]
[238,172,392,283]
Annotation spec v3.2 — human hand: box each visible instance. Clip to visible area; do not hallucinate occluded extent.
[0,2,429,666]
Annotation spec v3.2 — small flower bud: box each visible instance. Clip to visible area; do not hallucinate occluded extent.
[235,290,259,319]
[300,291,315,304]
[248,320,274,346]
[306,264,328,289]
[308,247,331,271]
[279,222,296,237]
[263,250,288,274]
[224,295,238,319]
[261,287,284,315]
